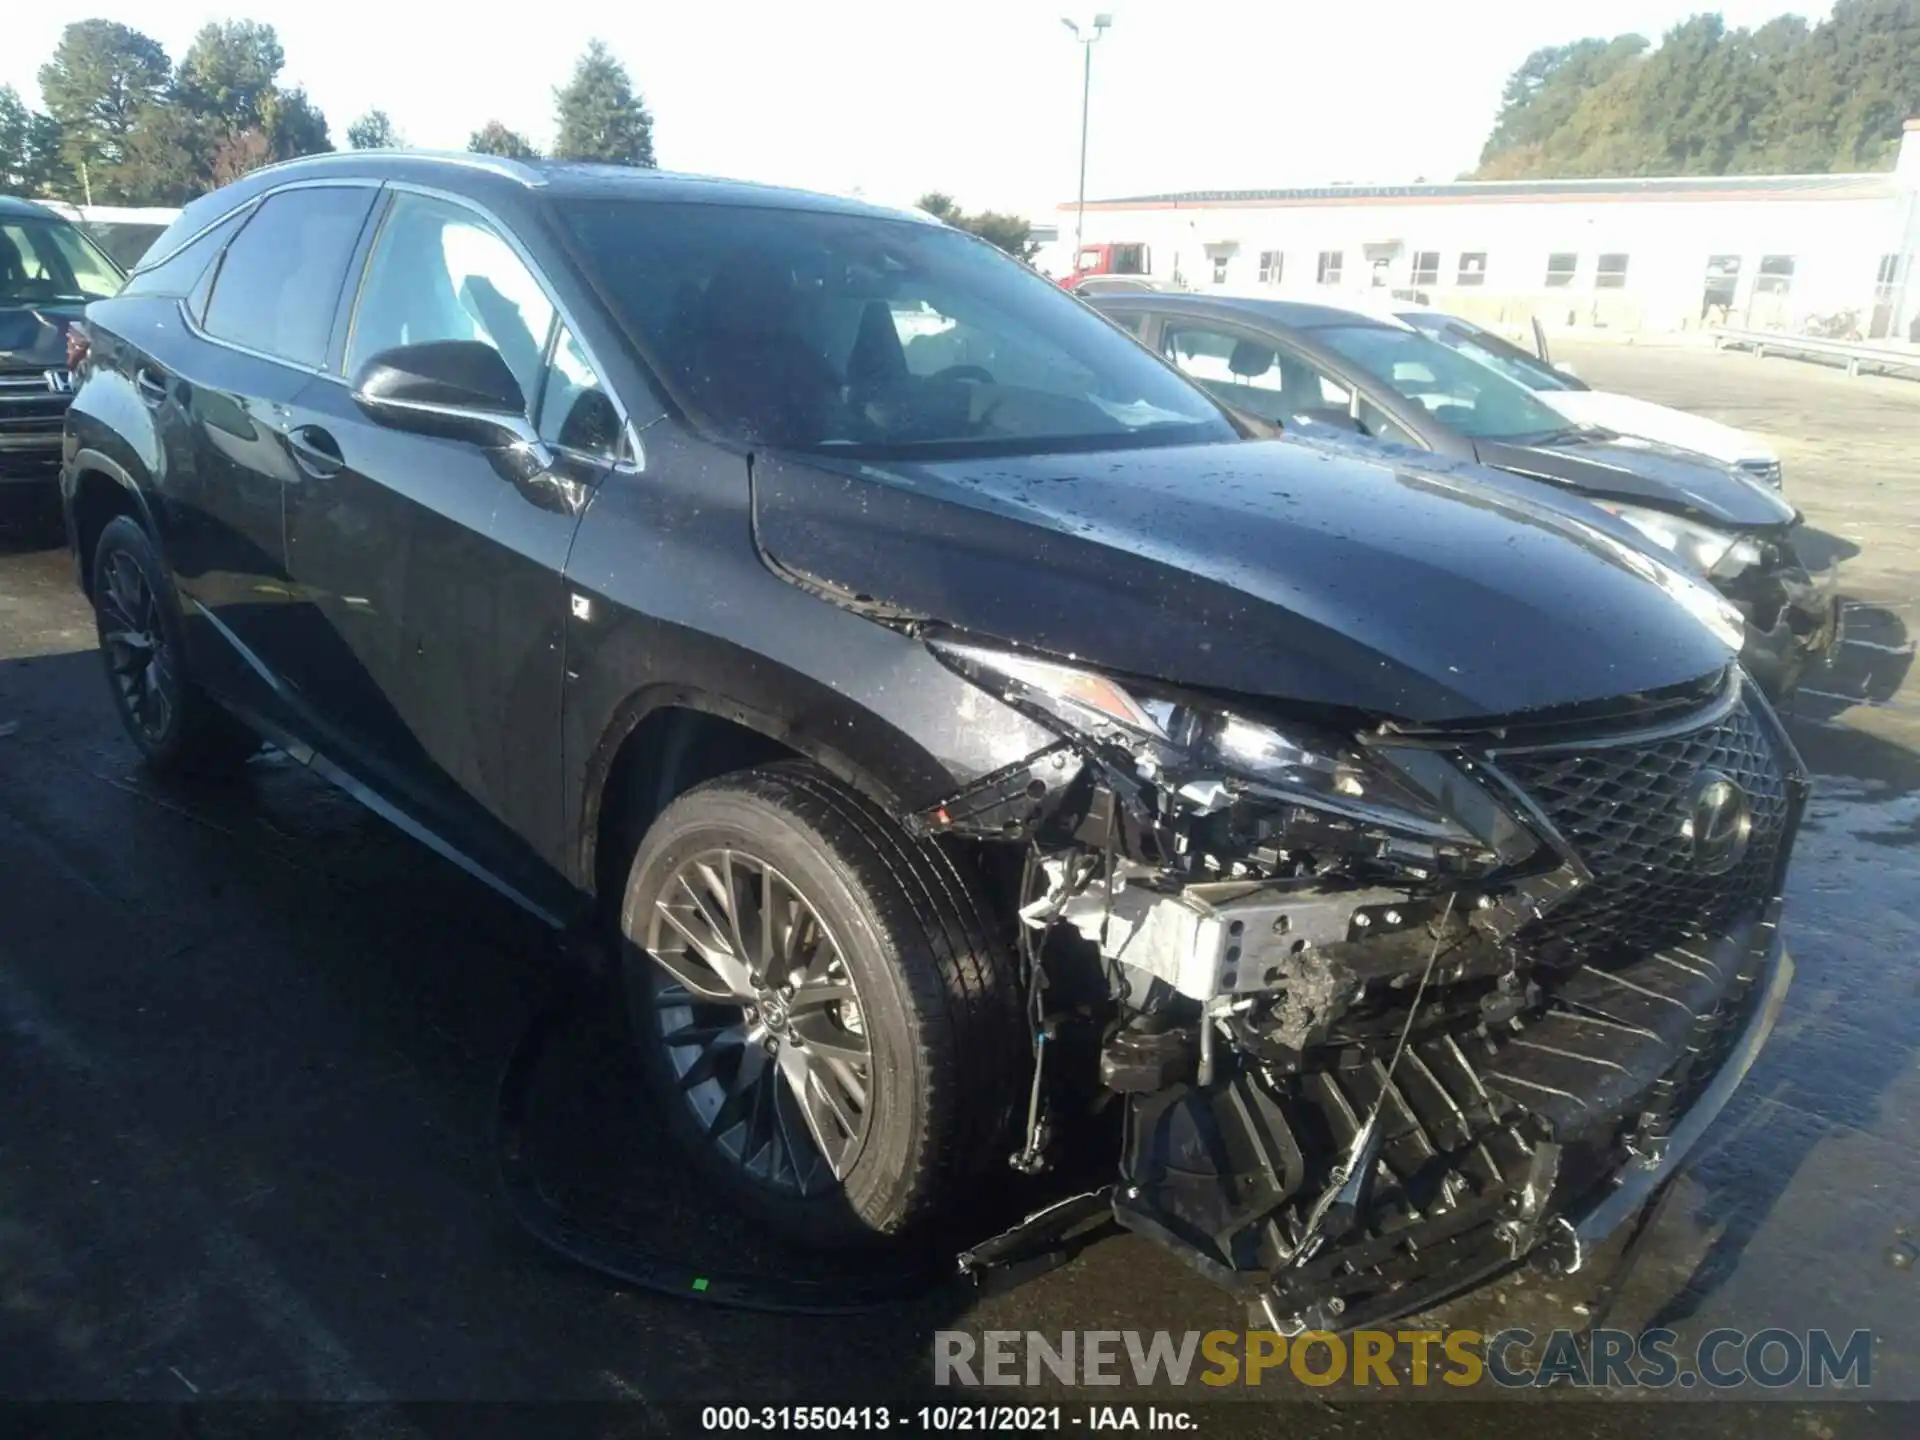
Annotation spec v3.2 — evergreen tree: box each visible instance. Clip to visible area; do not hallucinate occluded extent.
[177,21,284,131]
[917,192,1038,259]
[469,120,540,159]
[36,20,171,194]
[347,109,400,150]
[553,40,655,167]
[1476,1,1920,179]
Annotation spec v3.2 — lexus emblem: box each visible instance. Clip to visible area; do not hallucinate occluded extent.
[1682,771,1752,875]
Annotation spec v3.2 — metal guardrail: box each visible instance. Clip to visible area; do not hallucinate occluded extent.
[1711,326,1920,377]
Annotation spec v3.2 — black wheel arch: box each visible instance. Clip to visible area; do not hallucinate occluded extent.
[578,680,962,908]
[65,447,161,601]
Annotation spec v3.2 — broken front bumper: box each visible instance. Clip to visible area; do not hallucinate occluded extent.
[1111,904,1793,1333]
[1736,558,1842,700]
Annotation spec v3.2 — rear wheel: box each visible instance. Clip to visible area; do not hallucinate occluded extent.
[620,761,1024,1248]
[92,516,258,775]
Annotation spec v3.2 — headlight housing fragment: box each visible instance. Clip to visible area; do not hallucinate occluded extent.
[925,638,1488,853]
[1595,501,1763,579]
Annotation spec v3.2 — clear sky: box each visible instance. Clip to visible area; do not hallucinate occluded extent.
[5,1,1830,216]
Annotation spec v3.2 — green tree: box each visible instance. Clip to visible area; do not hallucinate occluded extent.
[259,87,332,162]
[1476,2,1920,179]
[0,86,38,191]
[553,40,655,166]
[19,113,70,197]
[210,127,274,187]
[115,104,218,204]
[1818,0,1920,168]
[960,211,1038,260]
[916,191,962,223]
[347,109,401,150]
[468,120,540,159]
[177,20,284,130]
[36,20,171,193]
[917,192,1038,259]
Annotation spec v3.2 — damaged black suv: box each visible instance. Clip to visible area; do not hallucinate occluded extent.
[64,154,1801,1329]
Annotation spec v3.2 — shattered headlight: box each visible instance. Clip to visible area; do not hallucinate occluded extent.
[1595,501,1763,580]
[926,639,1476,844]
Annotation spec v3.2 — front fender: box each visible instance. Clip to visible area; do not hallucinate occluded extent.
[559,427,1058,893]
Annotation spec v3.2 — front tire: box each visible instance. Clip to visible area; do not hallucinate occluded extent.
[620,761,1024,1248]
[91,515,258,775]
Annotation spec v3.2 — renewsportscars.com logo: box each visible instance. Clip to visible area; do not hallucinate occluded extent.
[934,1328,1873,1390]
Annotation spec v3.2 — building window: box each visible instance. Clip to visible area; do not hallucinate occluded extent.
[1456,252,1488,287]
[1317,250,1343,285]
[1876,253,1900,286]
[1258,250,1282,285]
[1755,255,1795,294]
[1596,253,1630,289]
[1211,256,1230,285]
[1701,255,1741,321]
[1545,253,1578,288]
[1410,251,1439,286]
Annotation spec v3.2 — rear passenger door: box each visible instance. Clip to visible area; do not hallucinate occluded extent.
[153,183,381,722]
[281,189,622,908]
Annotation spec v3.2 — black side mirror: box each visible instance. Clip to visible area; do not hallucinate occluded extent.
[351,340,546,456]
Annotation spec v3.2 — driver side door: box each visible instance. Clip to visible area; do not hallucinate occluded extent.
[282,190,618,912]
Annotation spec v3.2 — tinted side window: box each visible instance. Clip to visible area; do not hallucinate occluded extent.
[202,187,378,368]
[537,325,622,459]
[1357,398,1420,448]
[1161,324,1349,425]
[346,193,556,407]
[123,207,249,300]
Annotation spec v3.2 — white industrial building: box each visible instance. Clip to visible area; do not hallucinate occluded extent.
[1052,120,1920,341]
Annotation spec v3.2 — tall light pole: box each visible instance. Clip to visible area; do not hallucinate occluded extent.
[1062,14,1112,275]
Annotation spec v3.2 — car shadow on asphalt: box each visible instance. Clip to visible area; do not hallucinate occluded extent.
[1791,598,1917,724]
[0,497,65,557]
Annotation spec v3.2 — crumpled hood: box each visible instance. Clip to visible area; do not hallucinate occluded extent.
[1538,389,1776,469]
[1475,431,1795,529]
[752,436,1738,724]
[0,302,82,372]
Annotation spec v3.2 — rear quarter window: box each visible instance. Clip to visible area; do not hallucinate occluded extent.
[123,207,251,302]
[201,187,379,368]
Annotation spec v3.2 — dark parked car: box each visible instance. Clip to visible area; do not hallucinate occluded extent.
[2,195,124,498]
[1090,293,1837,699]
[66,154,1801,1330]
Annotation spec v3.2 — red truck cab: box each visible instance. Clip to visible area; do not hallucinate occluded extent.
[1066,241,1150,289]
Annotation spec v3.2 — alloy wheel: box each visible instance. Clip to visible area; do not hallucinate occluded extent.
[97,549,177,744]
[644,848,873,1195]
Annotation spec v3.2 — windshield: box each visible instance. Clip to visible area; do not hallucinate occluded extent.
[80,221,169,273]
[1403,313,1586,393]
[1310,324,1573,441]
[556,200,1232,458]
[0,217,125,306]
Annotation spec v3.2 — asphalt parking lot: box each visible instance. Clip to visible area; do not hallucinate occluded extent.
[1,341,1917,1432]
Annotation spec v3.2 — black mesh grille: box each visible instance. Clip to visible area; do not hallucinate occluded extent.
[1495,695,1791,964]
